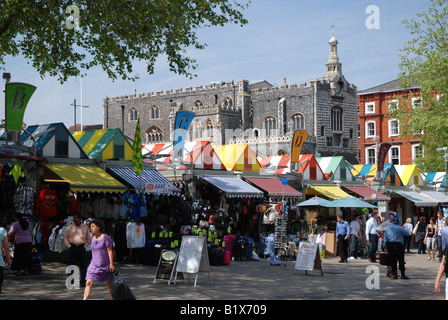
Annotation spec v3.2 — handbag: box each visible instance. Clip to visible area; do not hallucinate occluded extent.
[110,270,136,300]
[379,251,390,266]
[412,222,419,235]
[30,248,42,274]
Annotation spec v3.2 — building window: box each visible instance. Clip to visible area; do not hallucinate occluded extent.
[388,99,398,111]
[390,146,400,165]
[129,108,138,121]
[412,144,424,162]
[291,113,305,131]
[365,102,375,114]
[366,147,376,164]
[331,106,343,132]
[412,97,422,109]
[365,121,376,138]
[223,97,233,107]
[151,106,159,119]
[264,116,277,136]
[206,119,214,138]
[194,100,203,108]
[146,126,163,142]
[321,126,325,136]
[388,119,399,137]
[193,120,202,139]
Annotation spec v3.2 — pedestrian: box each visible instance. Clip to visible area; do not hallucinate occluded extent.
[336,215,349,263]
[366,212,379,263]
[415,216,427,254]
[435,243,448,299]
[403,218,413,253]
[425,217,438,261]
[383,215,411,279]
[7,214,32,276]
[436,211,446,261]
[83,219,115,300]
[376,212,395,277]
[65,212,91,287]
[0,226,11,293]
[348,214,362,260]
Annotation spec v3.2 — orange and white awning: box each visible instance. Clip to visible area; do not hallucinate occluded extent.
[258,154,325,180]
[143,141,226,171]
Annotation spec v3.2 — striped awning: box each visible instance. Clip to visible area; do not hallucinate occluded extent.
[393,190,438,207]
[108,167,179,195]
[420,191,448,204]
[245,177,302,198]
[308,185,352,200]
[201,176,264,198]
[344,186,390,202]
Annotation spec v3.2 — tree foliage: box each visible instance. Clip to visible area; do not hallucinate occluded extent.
[0,0,250,83]
[393,0,448,171]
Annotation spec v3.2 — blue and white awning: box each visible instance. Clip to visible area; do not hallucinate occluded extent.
[201,176,264,198]
[108,167,180,195]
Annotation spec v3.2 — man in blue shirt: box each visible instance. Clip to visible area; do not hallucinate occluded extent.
[336,215,350,263]
[384,215,411,279]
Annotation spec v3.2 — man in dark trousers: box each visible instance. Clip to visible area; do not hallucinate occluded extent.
[384,215,411,279]
[336,215,350,263]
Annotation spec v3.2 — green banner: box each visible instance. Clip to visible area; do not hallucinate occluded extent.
[5,82,36,131]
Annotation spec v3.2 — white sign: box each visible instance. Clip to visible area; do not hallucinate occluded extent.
[294,242,323,275]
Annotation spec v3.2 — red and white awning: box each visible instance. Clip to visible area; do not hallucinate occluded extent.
[258,154,326,180]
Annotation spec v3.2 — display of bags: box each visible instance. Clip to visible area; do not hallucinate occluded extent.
[110,270,136,300]
[30,248,42,274]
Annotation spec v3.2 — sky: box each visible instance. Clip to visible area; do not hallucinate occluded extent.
[1,0,433,130]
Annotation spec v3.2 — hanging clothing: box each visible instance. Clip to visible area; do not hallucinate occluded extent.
[124,192,141,220]
[126,221,146,249]
[36,189,58,220]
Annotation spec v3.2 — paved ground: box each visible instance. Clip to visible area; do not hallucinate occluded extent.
[0,249,444,302]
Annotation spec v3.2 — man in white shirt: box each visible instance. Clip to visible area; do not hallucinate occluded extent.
[366,212,379,263]
[349,214,362,260]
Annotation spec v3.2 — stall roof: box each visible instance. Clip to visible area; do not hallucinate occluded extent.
[45,164,126,193]
[393,190,438,207]
[201,176,264,198]
[394,165,426,187]
[245,177,302,198]
[213,144,261,172]
[108,167,179,195]
[343,186,390,202]
[315,156,353,181]
[420,191,448,204]
[308,185,351,200]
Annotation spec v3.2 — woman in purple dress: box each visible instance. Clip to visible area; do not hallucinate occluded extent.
[83,219,115,300]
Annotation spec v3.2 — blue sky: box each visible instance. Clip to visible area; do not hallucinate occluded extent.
[2,0,432,129]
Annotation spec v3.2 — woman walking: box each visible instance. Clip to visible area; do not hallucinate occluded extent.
[83,219,115,300]
[8,215,32,276]
[425,217,438,261]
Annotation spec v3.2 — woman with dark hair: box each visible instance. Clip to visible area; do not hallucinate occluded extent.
[8,215,32,276]
[83,219,115,300]
[415,216,428,255]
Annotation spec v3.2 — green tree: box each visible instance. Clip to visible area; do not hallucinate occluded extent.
[392,0,448,172]
[0,0,250,83]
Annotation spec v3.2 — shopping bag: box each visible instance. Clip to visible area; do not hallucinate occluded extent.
[30,248,42,274]
[379,251,390,266]
[110,270,136,300]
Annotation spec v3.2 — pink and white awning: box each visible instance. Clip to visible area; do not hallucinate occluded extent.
[258,154,326,180]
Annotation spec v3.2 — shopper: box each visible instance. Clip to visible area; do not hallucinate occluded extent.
[8,214,32,276]
[436,211,446,261]
[336,215,349,263]
[0,226,11,293]
[366,212,379,263]
[383,215,411,279]
[415,216,427,254]
[435,244,448,299]
[425,217,438,261]
[348,214,362,260]
[65,212,91,287]
[83,219,115,300]
[403,218,413,253]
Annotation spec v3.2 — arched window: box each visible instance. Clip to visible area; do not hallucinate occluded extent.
[129,108,138,121]
[193,100,203,108]
[223,97,233,107]
[291,113,305,131]
[331,106,343,131]
[151,106,159,119]
[205,119,214,138]
[146,126,163,142]
[264,116,277,136]
[193,119,202,140]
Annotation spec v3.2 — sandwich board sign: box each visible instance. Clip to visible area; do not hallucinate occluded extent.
[154,249,179,285]
[294,242,323,276]
[174,236,212,286]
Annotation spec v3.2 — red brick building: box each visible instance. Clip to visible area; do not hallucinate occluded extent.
[357,79,422,165]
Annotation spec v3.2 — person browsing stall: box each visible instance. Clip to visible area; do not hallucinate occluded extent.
[384,215,411,280]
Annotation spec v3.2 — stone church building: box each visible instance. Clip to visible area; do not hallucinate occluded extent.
[103,34,358,164]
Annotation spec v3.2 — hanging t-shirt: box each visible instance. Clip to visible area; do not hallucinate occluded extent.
[124,193,141,220]
[37,189,58,219]
[126,222,146,249]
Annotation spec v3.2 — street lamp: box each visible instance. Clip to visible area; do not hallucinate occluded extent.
[437,146,448,190]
